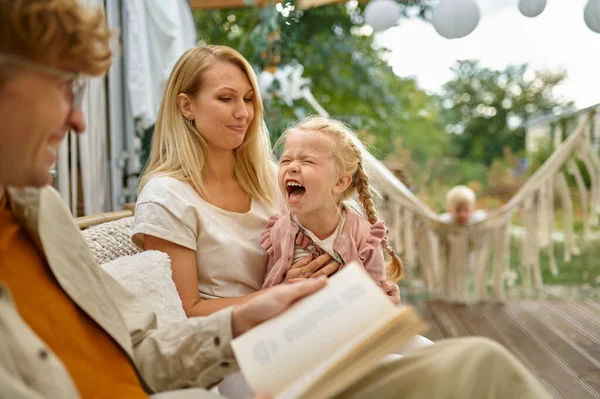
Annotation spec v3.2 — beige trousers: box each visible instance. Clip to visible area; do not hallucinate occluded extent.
[337,337,551,399]
[152,337,550,399]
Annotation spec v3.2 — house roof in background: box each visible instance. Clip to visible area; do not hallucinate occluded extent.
[521,103,599,129]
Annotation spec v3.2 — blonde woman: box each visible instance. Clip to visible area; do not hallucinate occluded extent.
[132,46,354,397]
[132,45,350,318]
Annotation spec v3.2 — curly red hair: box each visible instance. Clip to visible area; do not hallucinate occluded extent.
[0,0,112,76]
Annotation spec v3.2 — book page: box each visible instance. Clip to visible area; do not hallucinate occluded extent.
[231,262,396,395]
[277,307,424,399]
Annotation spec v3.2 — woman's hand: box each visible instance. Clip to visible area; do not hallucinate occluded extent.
[380,280,401,305]
[283,253,340,281]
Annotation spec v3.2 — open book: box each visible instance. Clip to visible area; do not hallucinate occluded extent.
[231,262,426,399]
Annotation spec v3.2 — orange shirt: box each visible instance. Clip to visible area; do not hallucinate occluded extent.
[0,195,148,399]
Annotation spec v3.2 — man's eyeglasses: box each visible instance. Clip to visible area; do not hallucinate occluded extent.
[0,53,88,110]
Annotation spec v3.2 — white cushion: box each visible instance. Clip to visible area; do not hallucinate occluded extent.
[101,250,186,328]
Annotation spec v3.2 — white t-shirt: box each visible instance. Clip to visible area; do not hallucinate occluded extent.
[438,209,487,225]
[132,176,278,299]
[292,212,346,264]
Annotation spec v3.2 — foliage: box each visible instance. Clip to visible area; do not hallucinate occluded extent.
[528,118,592,188]
[509,237,600,290]
[439,60,574,166]
[193,1,448,162]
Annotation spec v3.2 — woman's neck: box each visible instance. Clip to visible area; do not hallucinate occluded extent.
[296,203,342,240]
[204,149,236,183]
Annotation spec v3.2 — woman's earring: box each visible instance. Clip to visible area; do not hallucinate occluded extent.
[188,118,194,127]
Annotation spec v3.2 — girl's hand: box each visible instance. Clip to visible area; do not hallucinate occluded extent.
[284,253,340,281]
[380,280,401,305]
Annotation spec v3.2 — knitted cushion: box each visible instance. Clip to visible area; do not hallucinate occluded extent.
[81,216,141,265]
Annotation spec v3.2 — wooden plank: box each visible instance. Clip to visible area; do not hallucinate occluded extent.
[484,303,595,399]
[187,0,358,10]
[426,302,472,338]
[505,302,600,397]
[491,305,595,399]
[549,301,600,340]
[75,209,133,229]
[474,303,560,397]
[453,303,531,361]
[296,0,353,8]
[188,0,269,9]
[582,301,600,314]
[409,301,444,341]
[565,300,600,329]
[408,300,600,398]
[537,302,600,360]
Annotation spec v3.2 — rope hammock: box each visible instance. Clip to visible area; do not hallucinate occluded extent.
[304,89,600,302]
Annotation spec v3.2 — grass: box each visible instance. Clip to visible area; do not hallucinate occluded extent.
[399,235,600,301]
[509,238,600,288]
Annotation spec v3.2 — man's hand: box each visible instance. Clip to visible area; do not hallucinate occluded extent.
[231,277,327,337]
[283,253,340,281]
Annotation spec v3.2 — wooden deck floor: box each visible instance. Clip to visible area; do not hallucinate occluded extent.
[411,300,600,399]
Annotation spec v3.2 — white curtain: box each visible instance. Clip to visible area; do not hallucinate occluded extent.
[124,0,197,130]
[56,0,110,216]
[56,0,197,216]
[80,76,110,215]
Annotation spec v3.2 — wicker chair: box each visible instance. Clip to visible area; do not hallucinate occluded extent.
[77,208,141,265]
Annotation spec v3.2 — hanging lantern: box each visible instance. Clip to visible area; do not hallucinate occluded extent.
[364,0,401,33]
[518,0,547,18]
[432,0,480,39]
[584,0,600,33]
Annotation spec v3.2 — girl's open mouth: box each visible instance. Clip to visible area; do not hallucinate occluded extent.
[286,181,306,203]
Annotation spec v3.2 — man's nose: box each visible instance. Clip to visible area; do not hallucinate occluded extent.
[68,108,87,134]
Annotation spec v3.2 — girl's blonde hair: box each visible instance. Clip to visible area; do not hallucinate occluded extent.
[139,45,278,207]
[276,116,403,283]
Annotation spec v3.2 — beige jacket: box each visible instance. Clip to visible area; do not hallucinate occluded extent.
[1,186,238,399]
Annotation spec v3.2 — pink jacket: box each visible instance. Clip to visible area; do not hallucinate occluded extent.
[260,209,389,288]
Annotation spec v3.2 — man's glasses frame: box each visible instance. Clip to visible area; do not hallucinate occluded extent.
[0,53,88,110]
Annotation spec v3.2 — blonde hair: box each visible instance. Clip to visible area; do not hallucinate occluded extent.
[138,45,278,207]
[445,185,476,211]
[277,116,403,283]
[0,0,112,79]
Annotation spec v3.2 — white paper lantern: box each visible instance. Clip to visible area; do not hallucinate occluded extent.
[584,0,600,34]
[518,0,547,18]
[364,0,401,33]
[432,0,480,39]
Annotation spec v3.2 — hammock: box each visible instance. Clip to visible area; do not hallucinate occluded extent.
[305,89,600,302]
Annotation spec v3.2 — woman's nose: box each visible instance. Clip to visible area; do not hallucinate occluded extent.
[233,100,249,119]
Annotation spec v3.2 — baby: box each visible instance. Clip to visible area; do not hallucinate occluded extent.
[439,185,486,225]
[260,116,403,288]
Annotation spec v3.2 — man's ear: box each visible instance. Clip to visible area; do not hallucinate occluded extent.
[176,93,194,120]
[333,174,352,195]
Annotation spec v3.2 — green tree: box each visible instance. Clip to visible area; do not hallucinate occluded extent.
[439,60,573,166]
[192,1,448,162]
